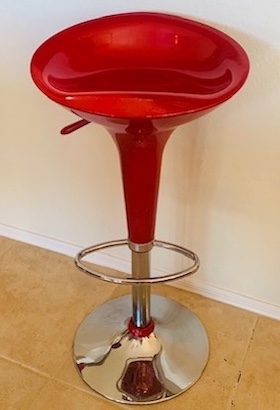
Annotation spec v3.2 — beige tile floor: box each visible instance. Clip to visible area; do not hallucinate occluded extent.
[0,236,279,409]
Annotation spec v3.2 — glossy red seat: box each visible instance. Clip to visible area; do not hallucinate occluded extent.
[31,12,249,404]
[31,12,248,123]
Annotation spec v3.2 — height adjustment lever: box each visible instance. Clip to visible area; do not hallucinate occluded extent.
[60,119,90,135]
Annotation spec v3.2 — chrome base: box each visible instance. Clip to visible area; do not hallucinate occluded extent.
[73,295,209,404]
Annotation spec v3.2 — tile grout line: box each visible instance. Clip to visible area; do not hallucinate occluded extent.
[25,378,53,410]
[0,352,124,408]
[41,345,134,409]
[226,315,259,409]
[0,354,54,410]
[49,376,127,408]
[0,353,53,380]
[31,372,128,409]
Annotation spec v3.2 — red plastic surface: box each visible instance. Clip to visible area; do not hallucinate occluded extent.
[31,12,249,123]
[30,12,249,244]
[128,318,155,338]
[112,126,170,243]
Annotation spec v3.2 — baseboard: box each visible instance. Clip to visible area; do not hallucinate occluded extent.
[0,223,79,258]
[171,278,280,320]
[0,223,132,274]
[1,222,280,320]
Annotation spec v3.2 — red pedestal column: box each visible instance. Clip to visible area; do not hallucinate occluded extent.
[111,120,172,245]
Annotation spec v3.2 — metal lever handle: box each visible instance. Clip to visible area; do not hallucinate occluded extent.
[60,119,90,135]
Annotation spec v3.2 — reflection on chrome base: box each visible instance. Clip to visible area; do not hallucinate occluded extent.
[73,295,209,404]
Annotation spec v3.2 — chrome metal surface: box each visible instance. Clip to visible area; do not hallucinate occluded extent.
[75,239,199,285]
[132,251,151,327]
[74,294,209,404]
[129,241,154,253]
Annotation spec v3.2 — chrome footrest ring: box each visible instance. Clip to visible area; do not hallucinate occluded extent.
[75,239,199,285]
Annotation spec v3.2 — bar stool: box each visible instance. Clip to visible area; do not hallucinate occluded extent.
[30,12,249,404]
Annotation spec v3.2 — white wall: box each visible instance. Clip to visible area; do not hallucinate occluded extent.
[1,1,280,314]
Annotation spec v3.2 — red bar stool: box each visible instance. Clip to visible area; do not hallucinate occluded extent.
[31,12,249,404]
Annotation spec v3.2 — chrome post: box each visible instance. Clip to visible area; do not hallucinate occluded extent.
[131,250,151,328]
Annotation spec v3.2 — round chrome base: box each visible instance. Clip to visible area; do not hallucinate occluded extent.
[73,295,209,404]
